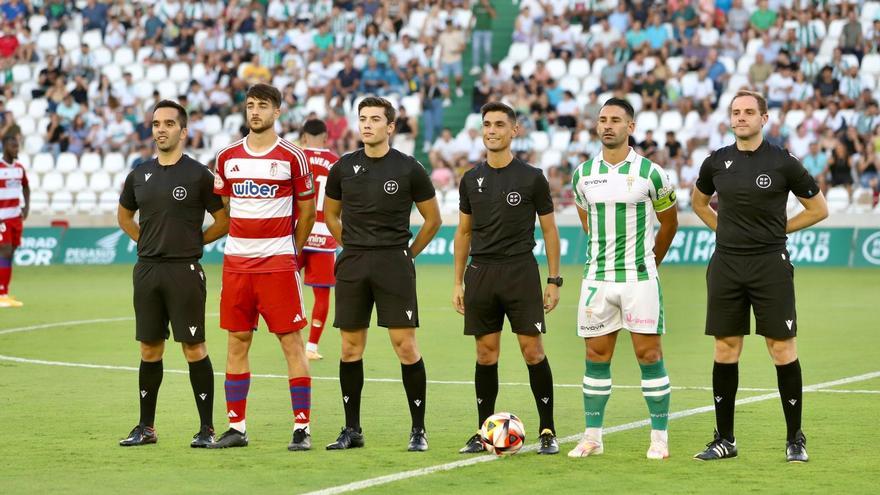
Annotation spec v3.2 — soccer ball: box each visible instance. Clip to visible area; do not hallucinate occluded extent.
[480,412,525,456]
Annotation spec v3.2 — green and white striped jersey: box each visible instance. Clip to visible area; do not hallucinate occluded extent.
[572,147,676,282]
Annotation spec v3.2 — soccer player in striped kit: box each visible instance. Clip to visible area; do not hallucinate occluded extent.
[208,84,317,451]
[0,135,29,308]
[569,98,679,459]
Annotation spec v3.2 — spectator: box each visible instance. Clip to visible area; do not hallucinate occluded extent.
[788,124,812,159]
[421,71,447,152]
[438,19,466,98]
[726,0,751,33]
[360,56,386,95]
[814,66,840,107]
[104,110,135,154]
[766,64,795,109]
[639,130,659,159]
[82,0,110,33]
[641,72,665,111]
[802,141,829,194]
[325,106,349,154]
[470,0,495,75]
[840,9,864,63]
[393,105,418,156]
[56,94,80,126]
[130,145,153,169]
[0,23,18,60]
[749,0,776,33]
[429,128,460,170]
[828,141,854,200]
[44,113,68,156]
[748,53,774,90]
[67,115,90,155]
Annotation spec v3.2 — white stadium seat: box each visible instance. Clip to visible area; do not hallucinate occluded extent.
[861,54,880,76]
[24,135,45,156]
[203,115,222,135]
[17,116,36,135]
[82,29,104,50]
[540,149,563,171]
[567,58,590,79]
[92,47,113,66]
[168,62,191,83]
[88,171,112,192]
[103,153,127,174]
[223,113,244,133]
[156,80,178,99]
[531,131,549,153]
[32,153,55,173]
[28,190,49,213]
[50,191,74,214]
[65,171,88,191]
[826,187,851,213]
[36,31,58,53]
[75,191,98,213]
[102,63,123,82]
[55,153,79,173]
[114,47,135,66]
[507,42,531,63]
[28,14,47,34]
[636,111,659,132]
[59,30,80,51]
[550,130,571,151]
[146,64,169,83]
[99,191,119,213]
[41,171,64,192]
[531,41,552,61]
[7,98,26,118]
[211,133,233,152]
[400,94,422,117]
[124,64,145,81]
[112,172,127,191]
[659,111,684,132]
[11,64,30,84]
[79,152,103,174]
[546,58,567,80]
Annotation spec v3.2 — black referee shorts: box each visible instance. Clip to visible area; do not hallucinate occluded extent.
[333,248,419,329]
[133,261,207,343]
[705,250,797,339]
[463,255,546,336]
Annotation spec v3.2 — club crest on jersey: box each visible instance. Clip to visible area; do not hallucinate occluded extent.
[506,191,522,206]
[756,174,772,189]
[233,179,280,198]
[626,175,635,191]
[214,173,224,189]
[270,162,278,176]
[384,180,399,194]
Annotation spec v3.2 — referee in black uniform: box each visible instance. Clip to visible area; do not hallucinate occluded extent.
[117,100,229,448]
[323,97,441,451]
[453,102,562,455]
[691,90,827,462]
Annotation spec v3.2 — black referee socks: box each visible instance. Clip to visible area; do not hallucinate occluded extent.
[138,360,163,427]
[188,356,214,428]
[474,362,499,429]
[339,359,364,430]
[776,359,803,442]
[401,358,427,430]
[712,361,739,442]
[527,357,555,434]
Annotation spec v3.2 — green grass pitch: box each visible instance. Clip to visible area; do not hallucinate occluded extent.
[0,264,877,494]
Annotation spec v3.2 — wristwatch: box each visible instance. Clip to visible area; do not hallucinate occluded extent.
[547,276,563,287]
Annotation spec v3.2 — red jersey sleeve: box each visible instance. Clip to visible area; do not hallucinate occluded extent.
[18,164,28,187]
[213,149,231,196]
[289,145,315,201]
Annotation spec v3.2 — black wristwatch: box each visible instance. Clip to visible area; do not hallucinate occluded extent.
[547,276,563,287]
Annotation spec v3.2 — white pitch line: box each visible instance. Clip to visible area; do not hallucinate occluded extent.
[1,354,877,395]
[304,370,880,495]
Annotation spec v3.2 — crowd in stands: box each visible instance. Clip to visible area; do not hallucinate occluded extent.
[427,0,880,214]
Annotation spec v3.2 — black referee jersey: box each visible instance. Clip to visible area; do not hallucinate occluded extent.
[459,158,555,262]
[695,141,819,255]
[324,147,435,249]
[119,154,224,261]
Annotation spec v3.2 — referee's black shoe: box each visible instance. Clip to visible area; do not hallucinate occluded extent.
[207,428,248,449]
[119,424,157,446]
[407,427,428,452]
[190,425,215,448]
[786,430,809,463]
[326,426,364,450]
[694,430,737,460]
[537,429,560,455]
[459,432,486,454]
[288,427,312,451]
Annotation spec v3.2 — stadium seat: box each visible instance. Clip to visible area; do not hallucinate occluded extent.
[540,149,563,171]
[784,110,806,129]
[17,116,36,136]
[168,62,191,83]
[690,148,710,168]
[79,152,102,174]
[28,14,47,34]
[7,98,26,118]
[55,153,79,173]
[99,191,118,213]
[197,152,214,166]
[11,64,30,84]
[133,80,155,100]
[861,54,880,76]
[88,171,112,192]
[665,56,683,74]
[581,75,600,94]
[590,58,608,78]
[156,80,178,99]
[550,130,571,151]
[400,94,422,117]
[306,96,328,118]
[827,19,847,38]
[507,42,530,63]
[636,111,659,132]
[531,41,552,61]
[41,171,64,192]
[659,111,684,132]
[546,59,567,80]
[146,64,168,83]
[463,113,483,131]
[17,153,30,170]
[114,47,135,66]
[665,168,680,187]
[59,30,80,51]
[92,47,113,67]
[531,131,550,153]
[36,31,58,53]
[727,74,750,92]
[27,98,49,119]
[49,190,73,214]
[745,38,763,56]
[75,191,98,214]
[852,188,874,213]
[81,29,103,50]
[102,63,123,82]
[191,63,207,81]
[211,133,233,152]
[65,171,88,191]
[24,135,44,156]
[32,152,54,173]
[520,59,536,78]
[18,82,37,102]
[568,58,590,79]
[203,115,222,135]
[112,172,127,191]
[675,187,691,209]
[406,9,429,33]
[559,75,580,94]
[103,153,126,173]
[628,93,643,114]
[223,113,244,133]
[826,187,850,213]
[136,46,152,63]
[26,171,39,190]
[28,190,49,213]
[736,55,754,75]
[124,64,145,81]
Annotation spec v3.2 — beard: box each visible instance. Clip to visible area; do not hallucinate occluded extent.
[249,119,275,134]
[155,139,178,152]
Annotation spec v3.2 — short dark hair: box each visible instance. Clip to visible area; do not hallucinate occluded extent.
[246,83,282,108]
[3,134,18,145]
[480,102,517,123]
[358,96,396,123]
[729,89,768,115]
[601,97,635,120]
[153,99,188,128]
[302,119,327,136]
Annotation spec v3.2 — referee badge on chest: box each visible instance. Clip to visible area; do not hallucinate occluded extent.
[270,161,278,177]
[506,191,522,206]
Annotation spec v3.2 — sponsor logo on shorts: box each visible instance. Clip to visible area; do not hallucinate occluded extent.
[233,180,280,198]
[384,180,399,194]
[507,191,522,206]
[785,319,794,330]
[140,390,147,398]
[172,186,188,200]
[413,400,422,407]
[534,322,542,331]
[406,310,413,319]
[756,174,772,189]
[579,323,605,332]
[189,326,197,336]
[625,313,657,326]
[199,393,207,401]
[294,314,303,323]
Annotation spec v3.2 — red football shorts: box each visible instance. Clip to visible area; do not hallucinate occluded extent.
[0,217,23,247]
[298,250,336,287]
[220,270,308,334]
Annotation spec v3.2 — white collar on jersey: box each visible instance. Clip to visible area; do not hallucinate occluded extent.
[595,146,638,168]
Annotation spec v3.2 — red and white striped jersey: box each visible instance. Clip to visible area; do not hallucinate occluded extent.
[0,159,28,221]
[302,147,339,252]
[214,137,315,273]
